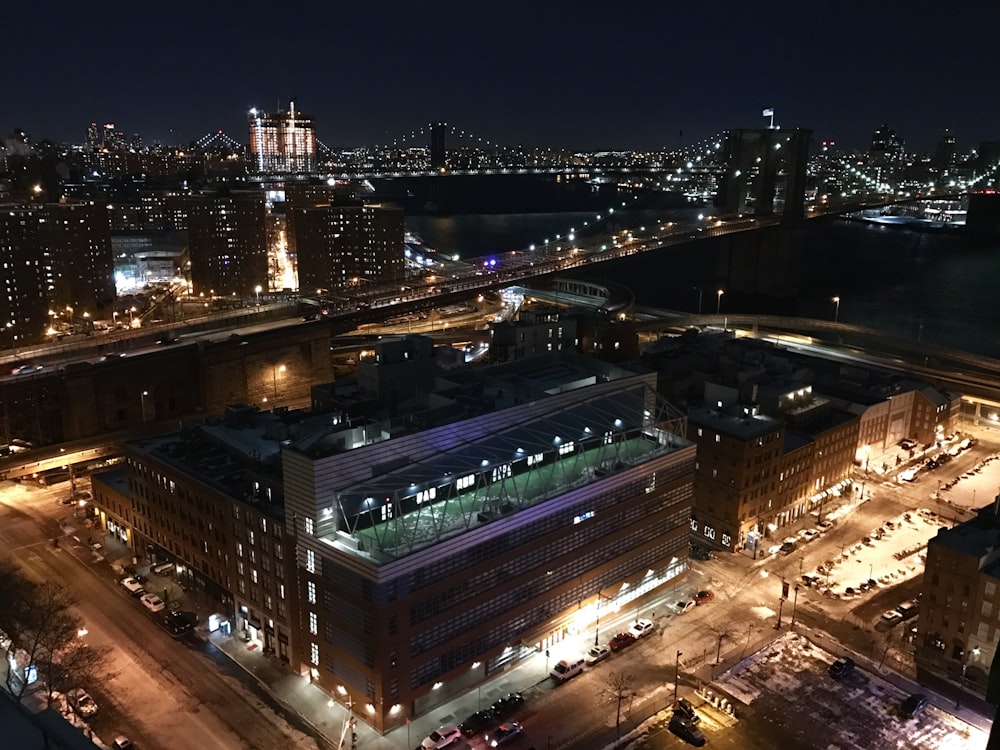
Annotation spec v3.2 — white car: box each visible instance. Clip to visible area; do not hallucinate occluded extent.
[422,724,461,749]
[119,576,145,596]
[67,688,98,718]
[628,618,654,638]
[585,644,611,665]
[881,610,904,627]
[140,593,166,612]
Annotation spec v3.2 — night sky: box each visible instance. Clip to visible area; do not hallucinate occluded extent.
[5,1,998,153]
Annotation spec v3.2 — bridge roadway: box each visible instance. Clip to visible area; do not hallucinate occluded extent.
[1,182,935,373]
[635,311,1000,401]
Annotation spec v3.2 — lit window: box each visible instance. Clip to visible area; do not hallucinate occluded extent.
[305,518,314,535]
[309,612,318,635]
[306,549,316,574]
[310,643,319,665]
[307,581,316,604]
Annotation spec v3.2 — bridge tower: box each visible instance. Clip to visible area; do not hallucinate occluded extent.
[430,122,446,170]
[716,128,812,221]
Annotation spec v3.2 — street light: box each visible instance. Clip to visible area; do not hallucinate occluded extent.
[254,285,262,308]
[272,364,286,399]
[716,289,724,314]
[673,650,683,706]
[140,390,149,425]
[693,286,703,314]
[959,646,981,708]
[761,570,788,629]
[832,296,841,323]
[789,584,801,628]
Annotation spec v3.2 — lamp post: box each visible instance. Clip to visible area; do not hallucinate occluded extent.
[958,646,981,708]
[272,364,285,399]
[716,289,724,315]
[790,584,800,628]
[832,296,841,323]
[693,286,703,314]
[129,306,136,326]
[673,650,682,706]
[254,285,262,308]
[140,390,149,425]
[762,570,787,629]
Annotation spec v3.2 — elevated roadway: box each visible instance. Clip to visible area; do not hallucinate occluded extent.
[635,311,1000,401]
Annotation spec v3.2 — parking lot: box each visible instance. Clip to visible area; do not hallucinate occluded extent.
[713,632,985,750]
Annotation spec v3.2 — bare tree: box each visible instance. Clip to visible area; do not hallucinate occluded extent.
[10,582,80,700]
[40,639,113,707]
[0,559,83,701]
[709,622,739,665]
[601,669,636,735]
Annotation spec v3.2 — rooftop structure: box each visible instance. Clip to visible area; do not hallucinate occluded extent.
[248,101,316,175]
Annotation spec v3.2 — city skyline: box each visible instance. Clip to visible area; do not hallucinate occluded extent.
[4,1,999,152]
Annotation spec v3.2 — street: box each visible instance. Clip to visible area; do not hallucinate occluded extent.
[2,428,997,750]
[0,480,323,750]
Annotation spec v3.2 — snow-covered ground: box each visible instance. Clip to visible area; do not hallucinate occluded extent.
[714,632,986,750]
[806,508,940,599]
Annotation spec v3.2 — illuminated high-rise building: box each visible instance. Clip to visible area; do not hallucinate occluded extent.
[0,200,115,346]
[187,189,268,297]
[292,201,404,291]
[248,100,317,175]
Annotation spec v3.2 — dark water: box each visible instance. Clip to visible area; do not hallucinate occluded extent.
[407,211,1000,359]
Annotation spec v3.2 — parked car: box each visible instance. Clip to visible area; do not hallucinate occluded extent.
[490,692,524,720]
[694,590,714,605]
[119,576,145,596]
[161,610,193,637]
[459,710,495,736]
[140,593,166,613]
[674,697,701,724]
[489,721,523,747]
[585,644,611,665]
[421,724,461,749]
[67,688,98,718]
[152,560,174,575]
[896,600,920,620]
[112,737,134,750]
[628,618,654,639]
[675,600,697,615]
[880,610,904,627]
[900,693,928,718]
[799,528,819,543]
[779,541,797,554]
[609,632,636,651]
[828,657,854,679]
[668,714,706,746]
[817,520,834,531]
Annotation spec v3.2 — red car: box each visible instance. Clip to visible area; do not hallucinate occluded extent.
[609,632,636,651]
[694,590,714,605]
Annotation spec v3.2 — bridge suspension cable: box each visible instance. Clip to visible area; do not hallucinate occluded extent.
[195,130,245,150]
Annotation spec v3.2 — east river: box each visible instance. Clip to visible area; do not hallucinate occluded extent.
[408,209,1000,359]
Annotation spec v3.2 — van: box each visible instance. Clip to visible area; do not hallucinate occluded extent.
[152,561,174,575]
[550,657,585,683]
[896,600,919,620]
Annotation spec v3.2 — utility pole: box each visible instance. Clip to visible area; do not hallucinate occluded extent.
[673,650,682,705]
